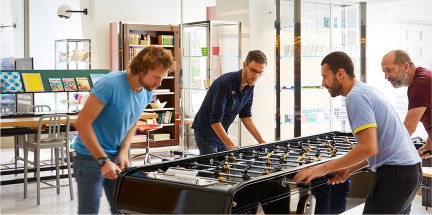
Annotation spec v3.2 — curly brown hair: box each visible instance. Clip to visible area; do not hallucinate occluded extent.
[129,46,175,75]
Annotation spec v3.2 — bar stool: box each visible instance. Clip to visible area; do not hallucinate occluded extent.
[131,124,165,164]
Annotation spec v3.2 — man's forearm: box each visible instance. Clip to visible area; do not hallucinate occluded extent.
[119,125,137,155]
[321,143,374,174]
[211,122,236,148]
[347,160,369,173]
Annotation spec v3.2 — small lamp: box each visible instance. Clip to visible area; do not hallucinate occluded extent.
[57,5,88,19]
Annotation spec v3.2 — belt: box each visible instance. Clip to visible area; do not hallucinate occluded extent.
[376,163,421,173]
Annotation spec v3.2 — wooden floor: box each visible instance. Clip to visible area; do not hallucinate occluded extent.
[1,148,430,214]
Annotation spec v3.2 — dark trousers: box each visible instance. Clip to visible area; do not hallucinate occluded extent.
[311,177,351,214]
[363,163,423,214]
[195,130,228,155]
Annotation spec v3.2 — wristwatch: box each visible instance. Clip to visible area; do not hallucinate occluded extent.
[96,157,110,167]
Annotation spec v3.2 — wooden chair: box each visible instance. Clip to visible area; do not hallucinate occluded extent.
[23,114,74,205]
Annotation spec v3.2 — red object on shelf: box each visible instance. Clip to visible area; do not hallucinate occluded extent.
[212,46,219,55]
[136,124,163,132]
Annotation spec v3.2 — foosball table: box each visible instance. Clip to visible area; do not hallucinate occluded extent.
[113,131,358,214]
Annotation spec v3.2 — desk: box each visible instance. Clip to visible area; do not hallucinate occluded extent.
[422,166,432,209]
[1,112,157,128]
[0,112,158,185]
[423,167,432,178]
[1,112,158,137]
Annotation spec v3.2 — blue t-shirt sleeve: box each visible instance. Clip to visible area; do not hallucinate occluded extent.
[346,91,377,134]
[90,75,114,105]
[209,83,229,125]
[239,88,253,118]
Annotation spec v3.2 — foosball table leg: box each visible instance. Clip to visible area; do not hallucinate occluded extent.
[296,194,316,214]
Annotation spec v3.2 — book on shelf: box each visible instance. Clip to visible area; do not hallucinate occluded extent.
[150,133,170,141]
[158,35,173,45]
[163,111,172,124]
[21,73,44,92]
[48,78,64,92]
[157,112,164,124]
[1,71,24,93]
[133,134,147,142]
[62,78,77,91]
[76,77,91,91]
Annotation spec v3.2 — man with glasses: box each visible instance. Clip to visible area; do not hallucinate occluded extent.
[192,50,267,155]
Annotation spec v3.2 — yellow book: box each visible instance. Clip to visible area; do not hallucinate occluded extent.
[22,73,44,92]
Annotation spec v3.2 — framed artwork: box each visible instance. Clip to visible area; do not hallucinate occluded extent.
[21,73,44,92]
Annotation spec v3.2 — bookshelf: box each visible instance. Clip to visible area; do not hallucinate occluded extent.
[113,23,180,148]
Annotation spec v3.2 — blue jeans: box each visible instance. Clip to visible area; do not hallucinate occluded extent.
[195,130,228,155]
[311,177,351,214]
[73,154,120,214]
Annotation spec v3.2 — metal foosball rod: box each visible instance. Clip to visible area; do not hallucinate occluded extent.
[240,154,307,164]
[311,139,354,148]
[271,144,348,156]
[275,140,352,152]
[192,161,269,174]
[215,160,278,171]
[198,166,271,181]
[306,139,353,149]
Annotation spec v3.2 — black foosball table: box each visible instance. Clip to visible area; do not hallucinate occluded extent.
[113,131,358,214]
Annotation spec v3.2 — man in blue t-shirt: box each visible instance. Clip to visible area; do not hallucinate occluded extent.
[73,46,174,214]
[192,50,267,155]
[294,51,422,214]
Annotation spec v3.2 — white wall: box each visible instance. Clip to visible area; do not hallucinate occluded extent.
[0,0,24,59]
[29,0,219,70]
[366,0,432,139]
[29,0,84,69]
[217,0,276,146]
[182,0,216,23]
[29,0,182,70]
[247,0,276,144]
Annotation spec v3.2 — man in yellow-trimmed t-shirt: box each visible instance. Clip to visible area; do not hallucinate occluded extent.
[294,51,422,214]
